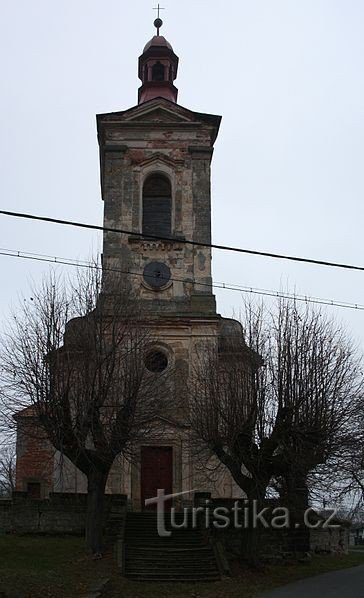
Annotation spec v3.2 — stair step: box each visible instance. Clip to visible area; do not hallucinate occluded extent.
[123,512,221,582]
[125,567,219,577]
[127,544,205,547]
[126,532,203,537]
[125,571,220,576]
[126,555,215,560]
[126,538,204,543]
[128,519,198,529]
[126,536,203,539]
[126,556,216,562]
[126,532,202,535]
[125,528,201,534]
[126,560,216,573]
[126,538,204,542]
[128,553,215,557]
[125,574,219,579]
[126,533,202,537]
[126,535,204,539]
[126,556,215,561]
[126,521,200,534]
[125,528,203,540]
[126,556,216,560]
[125,562,217,568]
[126,545,212,558]
[126,538,208,542]
[125,574,220,582]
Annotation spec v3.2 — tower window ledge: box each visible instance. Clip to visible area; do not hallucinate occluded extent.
[128,235,185,251]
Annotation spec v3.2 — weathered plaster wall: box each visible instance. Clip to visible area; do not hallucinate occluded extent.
[98,99,218,315]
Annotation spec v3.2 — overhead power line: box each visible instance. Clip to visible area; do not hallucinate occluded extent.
[0,209,363,273]
[1,247,364,313]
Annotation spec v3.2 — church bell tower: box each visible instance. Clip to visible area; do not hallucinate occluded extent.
[14,16,247,508]
[97,18,221,317]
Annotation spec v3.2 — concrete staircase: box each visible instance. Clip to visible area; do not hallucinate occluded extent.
[124,512,221,582]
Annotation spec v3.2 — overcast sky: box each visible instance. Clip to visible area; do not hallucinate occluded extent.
[0,0,363,349]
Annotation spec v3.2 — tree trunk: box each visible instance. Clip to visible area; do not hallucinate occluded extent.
[241,522,261,567]
[85,467,109,555]
[290,473,310,552]
[240,483,268,567]
[282,471,310,553]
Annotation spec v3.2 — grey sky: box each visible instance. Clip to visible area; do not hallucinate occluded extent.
[0,0,363,348]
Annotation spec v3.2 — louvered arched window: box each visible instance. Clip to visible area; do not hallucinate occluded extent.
[152,61,165,82]
[142,174,172,238]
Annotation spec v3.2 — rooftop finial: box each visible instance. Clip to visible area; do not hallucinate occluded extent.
[153,3,165,35]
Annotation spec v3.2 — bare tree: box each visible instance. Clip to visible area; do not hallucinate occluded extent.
[0,268,171,554]
[0,444,16,497]
[313,422,364,519]
[189,299,363,560]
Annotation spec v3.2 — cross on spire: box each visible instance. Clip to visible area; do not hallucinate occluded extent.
[153,4,165,35]
[153,4,165,19]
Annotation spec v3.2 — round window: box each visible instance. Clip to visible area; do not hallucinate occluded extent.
[145,350,168,373]
[143,262,171,289]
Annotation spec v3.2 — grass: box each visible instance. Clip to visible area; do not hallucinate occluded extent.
[0,534,107,597]
[1,535,364,597]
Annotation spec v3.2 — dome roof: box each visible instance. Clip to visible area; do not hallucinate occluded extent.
[143,35,173,53]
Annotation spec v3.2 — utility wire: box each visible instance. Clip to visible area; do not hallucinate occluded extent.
[1,209,363,273]
[1,247,364,312]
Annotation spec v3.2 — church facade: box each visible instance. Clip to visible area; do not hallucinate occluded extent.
[15,23,246,508]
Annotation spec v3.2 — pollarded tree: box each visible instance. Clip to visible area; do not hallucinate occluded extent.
[189,299,363,559]
[0,268,172,555]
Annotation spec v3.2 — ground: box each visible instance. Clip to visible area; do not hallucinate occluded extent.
[1,535,364,597]
[262,564,364,597]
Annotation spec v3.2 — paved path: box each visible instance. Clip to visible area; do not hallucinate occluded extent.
[261,564,364,597]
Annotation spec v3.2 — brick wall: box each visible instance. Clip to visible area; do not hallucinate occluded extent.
[15,411,54,497]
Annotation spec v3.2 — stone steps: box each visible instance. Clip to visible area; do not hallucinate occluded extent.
[123,512,221,582]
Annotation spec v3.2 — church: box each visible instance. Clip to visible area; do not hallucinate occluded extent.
[15,18,247,509]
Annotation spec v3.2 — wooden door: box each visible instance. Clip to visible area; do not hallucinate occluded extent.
[141,446,173,510]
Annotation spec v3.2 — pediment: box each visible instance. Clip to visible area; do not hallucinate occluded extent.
[126,106,192,124]
[142,414,188,431]
[97,99,222,141]
[98,99,202,126]
[137,152,182,168]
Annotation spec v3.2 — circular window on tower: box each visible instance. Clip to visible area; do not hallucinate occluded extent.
[144,350,169,373]
[143,261,171,290]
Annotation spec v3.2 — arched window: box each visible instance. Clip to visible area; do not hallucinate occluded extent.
[152,61,165,82]
[143,174,172,238]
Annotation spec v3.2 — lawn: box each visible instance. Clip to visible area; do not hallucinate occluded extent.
[1,535,364,597]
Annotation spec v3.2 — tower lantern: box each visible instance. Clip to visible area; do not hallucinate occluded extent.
[138,17,179,104]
